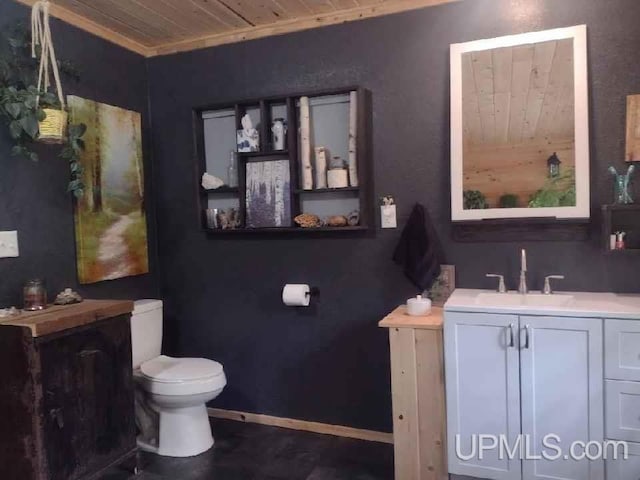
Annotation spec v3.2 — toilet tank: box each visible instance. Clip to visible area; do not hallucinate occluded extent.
[131,299,163,369]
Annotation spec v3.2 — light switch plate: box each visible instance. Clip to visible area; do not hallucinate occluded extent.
[0,231,19,258]
[381,205,397,229]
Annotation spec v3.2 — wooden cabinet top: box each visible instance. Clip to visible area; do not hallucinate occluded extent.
[0,300,134,337]
[378,305,443,330]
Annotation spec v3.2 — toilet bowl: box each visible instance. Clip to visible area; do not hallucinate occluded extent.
[131,300,227,457]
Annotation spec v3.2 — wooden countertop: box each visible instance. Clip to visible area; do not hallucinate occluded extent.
[0,300,134,337]
[378,305,443,330]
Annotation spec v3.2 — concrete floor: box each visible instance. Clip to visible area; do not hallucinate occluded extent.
[103,418,394,480]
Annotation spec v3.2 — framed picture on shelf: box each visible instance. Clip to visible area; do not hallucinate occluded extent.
[246,160,292,228]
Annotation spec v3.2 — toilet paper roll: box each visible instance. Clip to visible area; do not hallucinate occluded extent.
[282,284,311,307]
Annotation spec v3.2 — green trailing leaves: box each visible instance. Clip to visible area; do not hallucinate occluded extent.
[0,24,84,197]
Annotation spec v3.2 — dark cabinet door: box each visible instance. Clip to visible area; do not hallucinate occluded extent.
[39,315,135,480]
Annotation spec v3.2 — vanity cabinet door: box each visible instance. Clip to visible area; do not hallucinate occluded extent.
[605,440,640,480]
[38,315,135,480]
[520,316,604,480]
[444,311,521,480]
[605,319,640,381]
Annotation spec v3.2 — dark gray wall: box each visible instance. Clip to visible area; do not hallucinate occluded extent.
[0,1,159,306]
[147,0,640,432]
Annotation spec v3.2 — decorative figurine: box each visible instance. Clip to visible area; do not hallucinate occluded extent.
[227,208,241,229]
[608,164,635,204]
[314,146,328,189]
[202,172,224,190]
[271,118,287,151]
[53,288,83,305]
[347,210,360,226]
[547,152,561,178]
[237,114,260,152]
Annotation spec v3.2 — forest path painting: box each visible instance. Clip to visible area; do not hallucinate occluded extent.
[69,96,149,284]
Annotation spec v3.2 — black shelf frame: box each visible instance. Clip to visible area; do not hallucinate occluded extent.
[193,86,372,236]
[294,187,359,194]
[602,204,640,253]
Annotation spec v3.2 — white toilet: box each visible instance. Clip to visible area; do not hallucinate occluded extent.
[130,299,227,457]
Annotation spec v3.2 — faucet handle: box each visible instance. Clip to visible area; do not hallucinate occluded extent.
[543,275,565,295]
[486,274,507,293]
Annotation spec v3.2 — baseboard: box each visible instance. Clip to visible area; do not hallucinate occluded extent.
[207,408,394,445]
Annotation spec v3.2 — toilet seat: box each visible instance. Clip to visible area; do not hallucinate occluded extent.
[138,355,226,396]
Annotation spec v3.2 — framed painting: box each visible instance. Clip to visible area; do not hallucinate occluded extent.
[68,96,149,283]
[245,160,292,228]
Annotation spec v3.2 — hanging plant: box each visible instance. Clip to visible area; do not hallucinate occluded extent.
[0,9,85,197]
[31,0,68,144]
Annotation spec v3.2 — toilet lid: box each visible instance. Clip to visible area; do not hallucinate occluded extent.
[140,355,224,383]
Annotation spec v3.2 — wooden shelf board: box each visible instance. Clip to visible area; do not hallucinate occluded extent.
[205,225,367,235]
[202,186,239,194]
[602,204,640,211]
[238,150,289,158]
[295,187,359,194]
[605,249,640,255]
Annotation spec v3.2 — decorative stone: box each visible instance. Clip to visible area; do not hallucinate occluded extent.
[326,215,348,227]
[202,172,224,190]
[294,213,322,228]
[53,288,83,305]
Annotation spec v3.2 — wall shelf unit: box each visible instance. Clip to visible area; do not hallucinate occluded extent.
[602,204,640,253]
[193,87,372,235]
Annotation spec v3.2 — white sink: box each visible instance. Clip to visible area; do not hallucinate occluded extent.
[475,292,575,308]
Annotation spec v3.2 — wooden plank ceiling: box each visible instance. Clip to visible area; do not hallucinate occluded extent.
[14,0,459,57]
[462,38,575,147]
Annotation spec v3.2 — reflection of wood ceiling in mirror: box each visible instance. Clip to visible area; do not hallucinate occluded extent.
[462,38,575,147]
[14,0,459,57]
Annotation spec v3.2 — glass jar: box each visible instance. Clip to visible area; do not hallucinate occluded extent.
[24,279,47,311]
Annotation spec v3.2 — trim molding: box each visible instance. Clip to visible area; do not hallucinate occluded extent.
[207,408,394,445]
[12,0,460,58]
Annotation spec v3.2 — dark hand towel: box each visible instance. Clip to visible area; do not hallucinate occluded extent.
[393,203,443,291]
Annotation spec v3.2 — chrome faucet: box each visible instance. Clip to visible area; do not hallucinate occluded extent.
[518,249,528,294]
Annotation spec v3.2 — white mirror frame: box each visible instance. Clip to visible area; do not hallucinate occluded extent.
[450,25,590,221]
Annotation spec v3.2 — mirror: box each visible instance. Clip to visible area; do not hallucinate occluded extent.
[450,26,590,221]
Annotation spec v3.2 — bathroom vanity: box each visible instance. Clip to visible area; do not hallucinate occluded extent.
[444,289,640,480]
[0,300,137,480]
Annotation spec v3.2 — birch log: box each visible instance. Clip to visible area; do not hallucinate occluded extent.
[300,96,313,190]
[348,91,359,187]
[314,147,328,189]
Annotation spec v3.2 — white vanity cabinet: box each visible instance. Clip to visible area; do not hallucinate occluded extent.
[444,312,522,480]
[445,311,604,480]
[605,319,640,477]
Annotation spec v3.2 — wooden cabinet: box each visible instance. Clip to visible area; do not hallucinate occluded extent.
[0,300,136,480]
[379,306,447,480]
[444,311,604,480]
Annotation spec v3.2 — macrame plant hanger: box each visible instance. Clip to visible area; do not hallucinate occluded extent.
[31,0,68,143]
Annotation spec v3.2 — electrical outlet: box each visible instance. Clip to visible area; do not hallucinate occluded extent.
[0,231,19,258]
[381,205,397,229]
